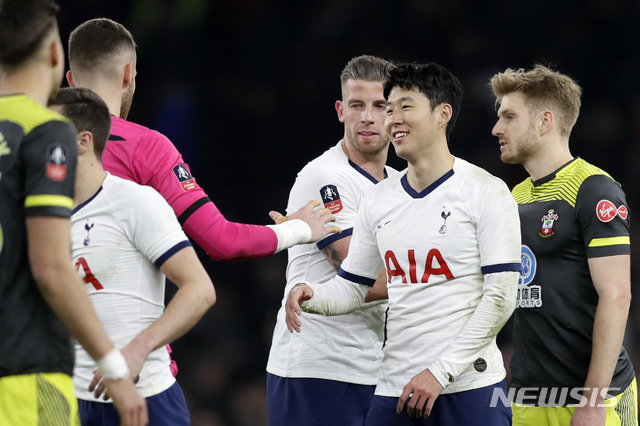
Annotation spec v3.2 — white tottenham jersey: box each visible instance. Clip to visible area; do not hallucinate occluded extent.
[267,140,398,385]
[71,173,191,401]
[339,157,521,396]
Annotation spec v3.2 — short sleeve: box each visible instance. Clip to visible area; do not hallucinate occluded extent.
[121,185,192,267]
[22,121,77,218]
[474,177,522,274]
[339,193,384,287]
[575,175,630,258]
[286,163,359,250]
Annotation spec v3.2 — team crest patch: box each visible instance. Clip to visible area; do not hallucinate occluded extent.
[320,184,343,213]
[46,144,68,181]
[539,209,558,238]
[173,164,196,191]
[596,200,617,222]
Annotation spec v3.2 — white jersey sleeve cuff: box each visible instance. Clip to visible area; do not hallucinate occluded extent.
[267,219,313,253]
[301,276,368,316]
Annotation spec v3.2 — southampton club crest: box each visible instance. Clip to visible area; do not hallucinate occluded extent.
[539,209,559,238]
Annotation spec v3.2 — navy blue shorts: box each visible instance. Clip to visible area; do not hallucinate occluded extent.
[267,373,376,426]
[78,381,190,426]
[364,380,512,426]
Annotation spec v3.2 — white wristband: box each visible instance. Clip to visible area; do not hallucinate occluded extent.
[97,348,130,381]
[267,219,313,253]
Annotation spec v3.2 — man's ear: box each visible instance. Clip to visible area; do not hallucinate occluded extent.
[438,103,453,129]
[539,110,554,136]
[122,61,134,91]
[336,100,345,123]
[66,70,76,87]
[77,130,94,156]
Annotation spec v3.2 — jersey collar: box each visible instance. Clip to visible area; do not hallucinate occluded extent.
[401,168,455,199]
[72,186,104,215]
[532,157,578,187]
[348,159,387,184]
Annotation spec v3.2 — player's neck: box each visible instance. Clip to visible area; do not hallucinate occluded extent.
[0,66,54,107]
[405,137,454,193]
[523,138,573,182]
[74,156,107,208]
[341,139,389,182]
[78,80,123,117]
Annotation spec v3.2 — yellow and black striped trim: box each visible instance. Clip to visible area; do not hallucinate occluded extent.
[615,377,638,426]
[25,195,74,210]
[0,95,70,135]
[512,158,615,207]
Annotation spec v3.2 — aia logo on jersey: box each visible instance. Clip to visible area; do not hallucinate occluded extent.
[320,184,343,213]
[596,199,628,222]
[46,144,68,181]
[384,248,453,284]
[173,164,196,191]
[539,209,559,238]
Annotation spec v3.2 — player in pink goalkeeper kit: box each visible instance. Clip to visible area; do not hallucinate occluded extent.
[103,116,280,260]
[66,19,337,262]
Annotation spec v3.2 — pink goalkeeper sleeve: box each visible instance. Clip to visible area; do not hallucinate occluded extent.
[103,116,278,261]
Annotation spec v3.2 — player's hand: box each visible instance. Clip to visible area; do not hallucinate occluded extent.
[397,368,444,418]
[90,341,147,400]
[102,377,148,426]
[271,200,341,242]
[285,283,314,333]
[570,403,606,426]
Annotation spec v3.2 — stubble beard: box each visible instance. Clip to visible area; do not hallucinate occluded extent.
[502,122,539,165]
[346,127,389,157]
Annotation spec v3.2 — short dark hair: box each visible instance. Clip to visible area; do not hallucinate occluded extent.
[340,55,393,87]
[384,63,464,140]
[68,18,136,75]
[0,0,59,69]
[50,88,112,160]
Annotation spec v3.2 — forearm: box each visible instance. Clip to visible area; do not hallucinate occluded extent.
[36,265,115,361]
[429,271,518,388]
[183,201,278,260]
[584,294,631,397]
[301,276,368,316]
[130,281,216,355]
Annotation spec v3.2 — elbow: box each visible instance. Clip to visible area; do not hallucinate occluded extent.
[202,281,217,309]
[31,262,63,295]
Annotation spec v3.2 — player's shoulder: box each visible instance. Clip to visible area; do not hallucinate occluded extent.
[299,141,348,174]
[110,116,173,145]
[0,95,71,136]
[453,157,510,194]
[104,173,167,206]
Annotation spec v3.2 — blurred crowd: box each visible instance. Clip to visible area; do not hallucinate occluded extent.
[56,1,640,424]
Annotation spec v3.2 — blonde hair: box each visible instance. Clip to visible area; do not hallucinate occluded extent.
[490,65,582,139]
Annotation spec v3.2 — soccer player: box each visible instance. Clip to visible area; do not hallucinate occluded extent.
[490,65,637,426]
[266,55,396,426]
[65,18,338,263]
[285,63,522,426]
[49,87,216,425]
[0,1,146,425]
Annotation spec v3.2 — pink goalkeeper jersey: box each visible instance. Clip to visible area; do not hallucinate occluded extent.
[103,116,277,260]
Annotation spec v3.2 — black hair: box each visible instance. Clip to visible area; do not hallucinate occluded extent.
[50,88,112,160]
[384,63,464,139]
[0,0,59,68]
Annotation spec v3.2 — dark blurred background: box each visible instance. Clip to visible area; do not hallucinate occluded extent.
[56,1,640,424]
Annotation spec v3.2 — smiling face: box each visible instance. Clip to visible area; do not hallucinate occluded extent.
[492,92,541,165]
[337,79,389,156]
[384,87,443,162]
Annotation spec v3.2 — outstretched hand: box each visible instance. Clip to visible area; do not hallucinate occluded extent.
[285,283,314,333]
[397,368,444,418]
[270,200,341,243]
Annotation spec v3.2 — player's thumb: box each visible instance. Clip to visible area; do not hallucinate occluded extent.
[269,211,288,224]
